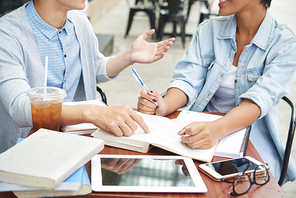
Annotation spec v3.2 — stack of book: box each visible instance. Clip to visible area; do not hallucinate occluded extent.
[0,128,104,197]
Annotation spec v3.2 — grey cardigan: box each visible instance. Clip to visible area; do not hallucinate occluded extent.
[0,4,113,153]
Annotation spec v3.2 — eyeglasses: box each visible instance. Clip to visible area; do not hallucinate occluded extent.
[221,163,270,196]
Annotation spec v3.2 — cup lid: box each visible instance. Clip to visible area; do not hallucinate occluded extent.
[27,87,67,99]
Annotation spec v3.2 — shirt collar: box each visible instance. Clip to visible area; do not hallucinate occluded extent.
[218,9,274,51]
[26,0,71,40]
[252,9,274,50]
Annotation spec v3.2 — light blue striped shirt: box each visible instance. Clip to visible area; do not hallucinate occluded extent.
[26,0,82,102]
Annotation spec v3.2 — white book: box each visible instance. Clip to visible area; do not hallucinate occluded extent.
[0,128,104,190]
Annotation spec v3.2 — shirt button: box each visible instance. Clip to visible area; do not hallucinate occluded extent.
[59,31,61,34]
[234,80,237,83]
[64,54,66,58]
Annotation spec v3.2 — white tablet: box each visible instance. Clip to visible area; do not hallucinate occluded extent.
[91,155,207,193]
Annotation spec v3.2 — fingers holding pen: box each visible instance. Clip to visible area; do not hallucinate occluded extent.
[147,90,159,110]
[137,89,168,116]
[137,89,159,115]
[178,122,217,149]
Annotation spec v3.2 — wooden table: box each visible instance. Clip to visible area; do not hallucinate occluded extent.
[0,111,285,198]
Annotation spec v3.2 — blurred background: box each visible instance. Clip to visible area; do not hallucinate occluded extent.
[1,0,295,196]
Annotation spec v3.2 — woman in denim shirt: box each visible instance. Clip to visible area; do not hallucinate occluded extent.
[137,0,296,184]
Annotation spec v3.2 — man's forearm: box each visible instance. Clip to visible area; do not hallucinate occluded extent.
[106,50,133,78]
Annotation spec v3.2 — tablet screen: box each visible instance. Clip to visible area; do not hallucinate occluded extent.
[91,155,207,193]
[101,158,193,187]
[91,155,207,192]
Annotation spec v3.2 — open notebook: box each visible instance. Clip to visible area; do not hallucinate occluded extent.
[177,110,250,158]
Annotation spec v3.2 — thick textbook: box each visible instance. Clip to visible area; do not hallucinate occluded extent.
[1,166,83,192]
[92,112,218,162]
[0,138,91,197]
[0,128,104,190]
[0,138,81,192]
[12,166,91,198]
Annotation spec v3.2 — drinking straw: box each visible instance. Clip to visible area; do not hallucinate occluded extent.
[43,56,48,100]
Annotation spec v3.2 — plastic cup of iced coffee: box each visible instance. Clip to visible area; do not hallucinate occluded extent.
[27,87,67,132]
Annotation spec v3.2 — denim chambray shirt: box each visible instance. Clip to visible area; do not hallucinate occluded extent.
[168,9,296,183]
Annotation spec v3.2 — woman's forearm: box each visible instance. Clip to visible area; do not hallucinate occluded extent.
[163,88,188,116]
[213,99,261,138]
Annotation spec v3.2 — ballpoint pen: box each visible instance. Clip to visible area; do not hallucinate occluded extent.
[131,68,159,107]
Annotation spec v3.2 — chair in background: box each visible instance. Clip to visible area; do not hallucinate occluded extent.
[278,96,296,186]
[96,86,107,105]
[198,0,219,24]
[125,0,157,38]
[157,0,193,48]
[0,0,3,16]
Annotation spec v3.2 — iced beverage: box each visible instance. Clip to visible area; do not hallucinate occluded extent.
[27,87,66,132]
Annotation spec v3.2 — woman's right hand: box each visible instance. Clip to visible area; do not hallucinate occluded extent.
[137,90,167,116]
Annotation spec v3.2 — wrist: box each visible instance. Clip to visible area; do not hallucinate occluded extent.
[81,105,104,124]
[212,118,229,139]
[60,104,91,127]
[125,48,135,65]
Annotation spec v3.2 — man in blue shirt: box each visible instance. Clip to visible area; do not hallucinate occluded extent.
[0,0,174,153]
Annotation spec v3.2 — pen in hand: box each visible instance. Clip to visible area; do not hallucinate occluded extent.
[131,68,159,108]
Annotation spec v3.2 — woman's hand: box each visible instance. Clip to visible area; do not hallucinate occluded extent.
[178,99,261,149]
[175,159,190,177]
[137,88,188,116]
[178,121,222,149]
[137,90,167,116]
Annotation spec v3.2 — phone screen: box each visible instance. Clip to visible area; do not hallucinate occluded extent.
[206,158,258,176]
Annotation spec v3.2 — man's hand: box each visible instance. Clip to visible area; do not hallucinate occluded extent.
[61,104,149,137]
[101,158,142,174]
[129,29,175,63]
[87,105,150,136]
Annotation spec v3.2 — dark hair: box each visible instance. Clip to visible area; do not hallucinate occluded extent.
[261,0,271,8]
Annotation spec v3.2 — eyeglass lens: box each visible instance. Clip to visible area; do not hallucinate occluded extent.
[254,164,269,185]
[233,174,251,195]
[230,164,269,196]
